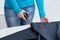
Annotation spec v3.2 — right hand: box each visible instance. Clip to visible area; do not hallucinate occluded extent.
[17,10,27,21]
[40,17,49,23]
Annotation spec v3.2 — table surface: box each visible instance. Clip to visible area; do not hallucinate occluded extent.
[0,24,31,38]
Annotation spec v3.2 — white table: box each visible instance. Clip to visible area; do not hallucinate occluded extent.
[0,24,31,38]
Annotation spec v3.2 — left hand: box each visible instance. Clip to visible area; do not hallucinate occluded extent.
[40,17,49,23]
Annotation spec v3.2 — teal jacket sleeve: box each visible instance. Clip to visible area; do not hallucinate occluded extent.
[36,0,46,18]
[8,0,22,14]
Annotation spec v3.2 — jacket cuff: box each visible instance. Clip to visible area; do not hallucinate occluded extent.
[40,13,46,18]
[15,8,22,14]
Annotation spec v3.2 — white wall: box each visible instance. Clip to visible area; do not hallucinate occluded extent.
[44,0,60,22]
[0,0,4,14]
[0,0,60,29]
[0,0,7,29]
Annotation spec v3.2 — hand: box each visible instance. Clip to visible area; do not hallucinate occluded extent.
[17,10,27,21]
[40,17,49,23]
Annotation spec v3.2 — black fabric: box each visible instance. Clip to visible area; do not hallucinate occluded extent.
[31,22,58,40]
[0,28,38,40]
[0,21,60,40]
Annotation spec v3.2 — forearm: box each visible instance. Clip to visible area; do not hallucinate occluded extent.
[36,0,46,18]
[8,0,22,14]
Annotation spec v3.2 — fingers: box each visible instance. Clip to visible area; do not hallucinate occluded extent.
[17,10,27,21]
[22,14,27,21]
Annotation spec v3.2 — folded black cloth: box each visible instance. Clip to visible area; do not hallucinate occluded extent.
[31,22,57,40]
[1,21,60,40]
